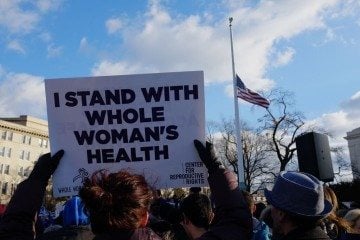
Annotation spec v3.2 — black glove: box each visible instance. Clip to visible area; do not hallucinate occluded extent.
[29,150,64,182]
[194,140,222,173]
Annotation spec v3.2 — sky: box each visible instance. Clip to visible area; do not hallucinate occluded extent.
[0,0,360,157]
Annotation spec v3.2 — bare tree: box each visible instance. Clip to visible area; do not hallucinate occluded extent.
[213,118,238,174]
[242,129,277,191]
[258,89,306,172]
[209,118,276,191]
[331,145,353,182]
[206,120,219,144]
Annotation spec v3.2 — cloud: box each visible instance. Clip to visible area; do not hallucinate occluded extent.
[341,90,360,119]
[79,37,89,51]
[92,0,345,92]
[0,0,63,34]
[0,0,39,34]
[47,44,62,58]
[306,91,360,143]
[7,39,25,54]
[36,0,63,13]
[39,32,52,43]
[91,60,153,76]
[0,71,46,118]
[105,17,123,34]
[272,47,296,67]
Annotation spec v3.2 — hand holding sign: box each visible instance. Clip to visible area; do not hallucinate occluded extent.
[29,150,64,182]
[194,140,222,173]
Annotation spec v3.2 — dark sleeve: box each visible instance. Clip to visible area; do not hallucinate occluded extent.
[0,178,47,240]
[198,169,253,240]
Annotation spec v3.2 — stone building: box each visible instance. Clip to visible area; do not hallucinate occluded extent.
[344,127,360,180]
[0,115,49,204]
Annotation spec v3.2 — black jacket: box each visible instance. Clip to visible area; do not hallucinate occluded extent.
[282,226,331,240]
[197,169,252,240]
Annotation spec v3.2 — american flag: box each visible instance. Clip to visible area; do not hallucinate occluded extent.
[236,75,270,108]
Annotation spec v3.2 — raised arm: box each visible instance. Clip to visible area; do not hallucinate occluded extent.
[194,140,252,240]
[0,150,64,240]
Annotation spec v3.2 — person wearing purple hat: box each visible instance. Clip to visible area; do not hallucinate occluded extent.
[265,171,333,240]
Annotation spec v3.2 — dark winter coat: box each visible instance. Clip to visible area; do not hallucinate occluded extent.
[0,178,46,240]
[281,226,331,240]
[36,226,94,240]
[92,228,162,240]
[339,233,360,240]
[197,169,253,240]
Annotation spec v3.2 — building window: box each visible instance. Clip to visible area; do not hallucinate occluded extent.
[20,150,25,160]
[10,184,16,195]
[5,148,11,158]
[0,147,4,157]
[1,131,13,141]
[20,150,30,160]
[4,165,10,175]
[8,132,13,141]
[22,135,31,145]
[18,167,23,177]
[0,164,3,174]
[2,182,8,195]
[1,147,12,158]
[24,167,30,177]
[39,139,48,148]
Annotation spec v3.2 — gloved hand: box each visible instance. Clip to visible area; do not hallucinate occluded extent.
[29,150,64,182]
[194,140,222,173]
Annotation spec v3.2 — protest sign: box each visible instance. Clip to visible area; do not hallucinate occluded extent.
[45,71,206,197]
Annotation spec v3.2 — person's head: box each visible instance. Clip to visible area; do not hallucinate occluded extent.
[79,170,153,234]
[179,193,213,239]
[265,171,332,235]
[344,209,360,233]
[156,189,162,198]
[254,202,266,219]
[62,196,90,227]
[242,191,256,215]
[189,187,201,195]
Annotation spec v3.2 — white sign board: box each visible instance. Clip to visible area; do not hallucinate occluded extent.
[45,71,206,197]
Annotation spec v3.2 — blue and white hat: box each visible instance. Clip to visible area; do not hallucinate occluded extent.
[265,171,332,218]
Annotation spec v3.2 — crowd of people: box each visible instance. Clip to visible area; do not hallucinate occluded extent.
[0,140,359,240]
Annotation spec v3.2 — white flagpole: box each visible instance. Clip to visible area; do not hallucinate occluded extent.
[229,17,245,189]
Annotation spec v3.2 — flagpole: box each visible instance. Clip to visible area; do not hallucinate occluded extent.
[229,17,245,189]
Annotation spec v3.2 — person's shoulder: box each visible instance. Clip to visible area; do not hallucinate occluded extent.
[197,227,250,240]
[131,228,162,240]
[36,225,94,240]
[339,233,360,240]
[196,231,221,240]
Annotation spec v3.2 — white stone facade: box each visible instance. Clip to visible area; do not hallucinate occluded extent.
[0,115,49,204]
[345,127,360,180]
